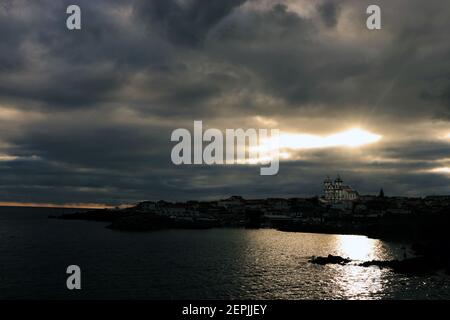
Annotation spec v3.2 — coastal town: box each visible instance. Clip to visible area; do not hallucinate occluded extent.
[56,175,450,276]
[59,175,450,241]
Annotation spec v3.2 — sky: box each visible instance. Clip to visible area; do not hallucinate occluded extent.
[0,0,449,206]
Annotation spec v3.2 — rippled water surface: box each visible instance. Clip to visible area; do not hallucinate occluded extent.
[1,207,449,299]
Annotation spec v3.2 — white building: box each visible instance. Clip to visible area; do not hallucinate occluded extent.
[323,175,359,203]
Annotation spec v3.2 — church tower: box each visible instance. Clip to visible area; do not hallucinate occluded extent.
[334,174,343,187]
[334,175,343,201]
[322,174,359,203]
[323,175,332,201]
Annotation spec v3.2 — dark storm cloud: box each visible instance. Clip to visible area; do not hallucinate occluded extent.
[379,141,450,162]
[0,67,126,108]
[1,0,449,117]
[0,12,26,72]
[203,0,450,119]
[134,0,247,46]
[0,0,449,204]
[11,119,172,170]
[0,0,174,110]
[318,1,341,28]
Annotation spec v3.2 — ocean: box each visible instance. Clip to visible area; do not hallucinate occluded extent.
[1,206,449,299]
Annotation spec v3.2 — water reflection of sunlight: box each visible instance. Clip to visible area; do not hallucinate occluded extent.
[332,235,387,299]
[334,265,385,299]
[335,234,381,261]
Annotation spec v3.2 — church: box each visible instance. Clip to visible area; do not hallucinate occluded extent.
[323,175,359,203]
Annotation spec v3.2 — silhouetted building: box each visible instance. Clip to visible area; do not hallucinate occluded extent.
[323,175,359,203]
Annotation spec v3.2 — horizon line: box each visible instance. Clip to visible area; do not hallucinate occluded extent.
[0,202,115,209]
[1,193,449,209]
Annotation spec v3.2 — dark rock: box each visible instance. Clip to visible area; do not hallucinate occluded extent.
[310,253,446,276]
[309,254,351,265]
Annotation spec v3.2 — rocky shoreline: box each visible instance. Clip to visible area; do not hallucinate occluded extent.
[52,202,450,277]
[309,254,450,276]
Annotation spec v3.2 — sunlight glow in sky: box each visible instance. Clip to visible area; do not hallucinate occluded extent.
[259,128,382,153]
[244,128,382,164]
[0,155,17,161]
[430,167,450,174]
